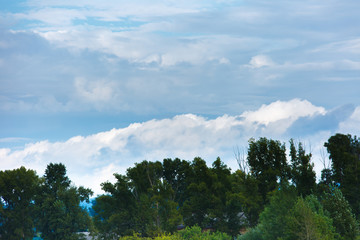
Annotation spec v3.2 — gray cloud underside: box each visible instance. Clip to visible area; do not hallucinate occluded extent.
[1,29,360,116]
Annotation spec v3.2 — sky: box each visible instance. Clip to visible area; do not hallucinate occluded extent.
[1,0,360,195]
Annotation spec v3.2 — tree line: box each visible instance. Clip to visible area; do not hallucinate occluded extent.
[0,163,93,240]
[0,133,359,239]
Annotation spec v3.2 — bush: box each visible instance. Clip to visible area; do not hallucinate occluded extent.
[237,227,263,240]
[118,226,232,240]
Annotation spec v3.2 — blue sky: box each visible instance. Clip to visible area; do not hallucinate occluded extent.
[1,0,360,194]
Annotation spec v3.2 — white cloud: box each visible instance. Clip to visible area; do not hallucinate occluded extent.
[1,99,350,195]
[241,99,326,126]
[0,113,244,194]
[248,55,274,68]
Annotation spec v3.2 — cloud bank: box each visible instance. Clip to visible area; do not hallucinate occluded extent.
[1,99,358,195]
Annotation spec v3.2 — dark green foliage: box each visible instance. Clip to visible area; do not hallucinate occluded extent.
[229,170,261,227]
[44,163,71,193]
[258,184,298,240]
[247,138,290,205]
[182,157,246,236]
[0,167,39,240]
[3,134,360,239]
[92,174,136,239]
[182,157,216,229]
[324,133,360,216]
[93,160,182,238]
[93,157,248,238]
[36,163,93,240]
[162,158,191,205]
[322,185,358,240]
[319,168,334,188]
[289,139,316,196]
[129,161,181,236]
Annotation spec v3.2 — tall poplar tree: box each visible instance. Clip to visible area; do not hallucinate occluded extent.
[289,139,316,196]
[247,138,289,204]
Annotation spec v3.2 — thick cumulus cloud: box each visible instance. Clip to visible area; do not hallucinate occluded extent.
[1,99,359,195]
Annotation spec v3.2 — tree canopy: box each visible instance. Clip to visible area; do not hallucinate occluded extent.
[1,133,360,239]
[0,167,39,240]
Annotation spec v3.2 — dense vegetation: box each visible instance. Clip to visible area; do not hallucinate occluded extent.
[0,163,93,240]
[0,133,360,239]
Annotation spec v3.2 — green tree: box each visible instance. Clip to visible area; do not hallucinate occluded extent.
[128,160,181,236]
[92,174,137,239]
[93,160,182,238]
[258,184,298,240]
[36,163,93,240]
[182,157,247,236]
[182,157,215,229]
[247,137,290,205]
[286,195,337,240]
[0,166,39,240]
[229,170,262,227]
[149,179,182,234]
[94,157,248,237]
[209,158,232,233]
[162,158,191,206]
[324,133,360,216]
[249,187,337,240]
[322,184,358,240]
[289,139,316,196]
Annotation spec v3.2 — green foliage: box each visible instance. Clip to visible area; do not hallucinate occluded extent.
[258,185,298,240]
[244,187,338,240]
[289,139,316,196]
[324,133,360,216]
[36,163,93,240]
[322,184,359,240]
[247,137,290,207]
[4,134,360,240]
[286,195,337,240]
[92,174,137,239]
[182,158,215,229]
[0,166,39,240]
[177,225,231,240]
[237,227,263,240]
[229,170,261,227]
[117,226,232,240]
[182,157,246,236]
[93,160,183,238]
[162,158,191,206]
[94,157,246,238]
